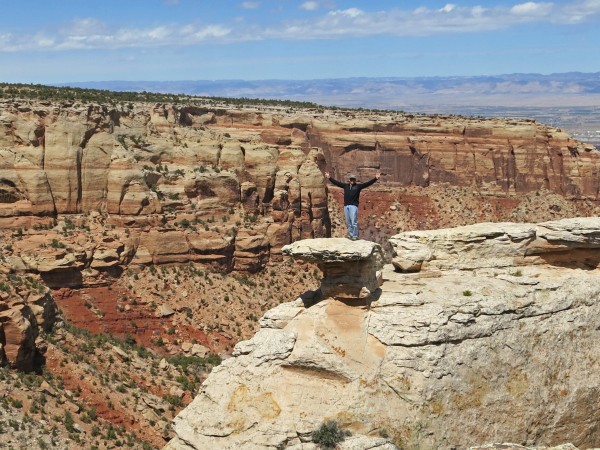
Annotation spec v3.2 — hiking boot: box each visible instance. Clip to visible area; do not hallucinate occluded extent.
[350,236,358,241]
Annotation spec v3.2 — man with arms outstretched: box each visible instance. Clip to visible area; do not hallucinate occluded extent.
[324,170,381,240]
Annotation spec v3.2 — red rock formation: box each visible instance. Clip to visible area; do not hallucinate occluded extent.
[0,269,57,371]
[295,113,597,199]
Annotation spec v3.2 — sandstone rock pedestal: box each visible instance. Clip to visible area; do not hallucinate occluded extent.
[282,238,383,300]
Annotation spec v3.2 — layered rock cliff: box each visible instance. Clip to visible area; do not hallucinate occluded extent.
[166,218,600,450]
[267,110,598,198]
[0,100,331,280]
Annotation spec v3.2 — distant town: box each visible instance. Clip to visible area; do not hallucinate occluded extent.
[410,105,600,149]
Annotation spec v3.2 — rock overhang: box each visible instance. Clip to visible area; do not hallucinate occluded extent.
[389,217,600,273]
[282,237,382,263]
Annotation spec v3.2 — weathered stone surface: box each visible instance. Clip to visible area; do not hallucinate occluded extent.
[167,219,600,449]
[310,114,599,199]
[234,224,271,272]
[339,436,398,450]
[259,299,306,330]
[469,445,580,450]
[187,228,235,267]
[184,171,240,213]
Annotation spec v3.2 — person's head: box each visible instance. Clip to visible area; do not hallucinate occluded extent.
[348,174,357,184]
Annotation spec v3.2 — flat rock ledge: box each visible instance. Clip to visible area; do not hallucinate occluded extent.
[390,217,600,272]
[282,238,383,300]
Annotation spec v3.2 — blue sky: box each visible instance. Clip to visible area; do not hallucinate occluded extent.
[1,0,599,83]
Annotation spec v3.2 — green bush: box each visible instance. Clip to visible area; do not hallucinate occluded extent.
[312,420,350,449]
[50,238,65,249]
[9,398,23,409]
[163,394,183,407]
[63,411,75,433]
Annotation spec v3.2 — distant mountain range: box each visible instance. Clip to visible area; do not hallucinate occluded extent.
[57,72,600,111]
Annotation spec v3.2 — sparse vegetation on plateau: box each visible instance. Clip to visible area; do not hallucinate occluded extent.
[0,82,324,110]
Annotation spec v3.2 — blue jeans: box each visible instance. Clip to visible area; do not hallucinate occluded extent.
[344,205,359,238]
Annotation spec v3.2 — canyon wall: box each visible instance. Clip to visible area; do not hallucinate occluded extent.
[2,98,600,447]
[301,112,599,198]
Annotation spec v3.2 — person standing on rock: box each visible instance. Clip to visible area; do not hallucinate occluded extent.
[324,170,381,240]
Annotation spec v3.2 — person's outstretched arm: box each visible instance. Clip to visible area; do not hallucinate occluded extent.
[324,171,346,188]
[358,172,381,189]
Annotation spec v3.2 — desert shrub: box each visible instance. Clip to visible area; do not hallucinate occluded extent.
[167,354,222,372]
[63,411,75,433]
[50,238,65,249]
[312,420,350,449]
[164,394,183,406]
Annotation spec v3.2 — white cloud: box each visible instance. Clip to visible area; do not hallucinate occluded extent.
[559,0,600,23]
[471,6,487,17]
[180,25,196,35]
[328,8,364,18]
[147,27,172,41]
[301,1,319,11]
[240,1,260,9]
[187,25,232,40]
[35,36,56,49]
[510,2,553,16]
[68,18,107,34]
[440,4,456,13]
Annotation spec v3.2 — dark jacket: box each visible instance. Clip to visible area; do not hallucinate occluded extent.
[328,176,378,206]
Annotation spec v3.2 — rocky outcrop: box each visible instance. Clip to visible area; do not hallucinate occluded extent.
[226,108,599,199]
[166,220,600,449]
[307,114,599,199]
[0,268,57,371]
